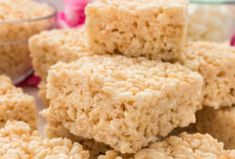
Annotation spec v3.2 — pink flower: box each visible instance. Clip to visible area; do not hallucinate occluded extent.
[58,0,91,28]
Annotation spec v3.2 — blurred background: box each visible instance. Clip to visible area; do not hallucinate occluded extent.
[42,0,63,10]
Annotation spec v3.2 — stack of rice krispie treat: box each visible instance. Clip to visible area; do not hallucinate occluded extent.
[0,75,37,128]
[29,0,188,105]
[170,41,235,149]
[27,0,235,158]
[183,42,235,109]
[182,42,235,149]
[0,74,94,158]
[29,26,112,159]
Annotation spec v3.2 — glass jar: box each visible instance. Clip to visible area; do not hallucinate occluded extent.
[0,1,56,84]
[188,0,235,42]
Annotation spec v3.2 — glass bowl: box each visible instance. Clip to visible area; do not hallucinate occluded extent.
[188,0,235,42]
[0,3,56,84]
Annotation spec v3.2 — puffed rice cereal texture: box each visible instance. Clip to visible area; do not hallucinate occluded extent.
[29,27,92,80]
[98,133,235,159]
[0,121,89,158]
[0,75,37,128]
[196,107,235,149]
[41,109,110,159]
[85,0,188,61]
[46,55,203,153]
[183,41,235,109]
[29,27,93,106]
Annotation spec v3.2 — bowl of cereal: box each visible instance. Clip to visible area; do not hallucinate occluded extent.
[188,0,235,42]
[0,0,56,84]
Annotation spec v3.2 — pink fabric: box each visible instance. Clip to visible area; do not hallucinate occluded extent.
[58,0,90,28]
[231,34,235,46]
[16,74,41,87]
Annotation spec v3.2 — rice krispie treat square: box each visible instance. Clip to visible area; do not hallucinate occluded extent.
[0,75,37,128]
[46,55,203,153]
[85,0,188,61]
[0,121,89,158]
[98,133,235,159]
[183,41,235,109]
[29,27,92,81]
[196,107,235,149]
